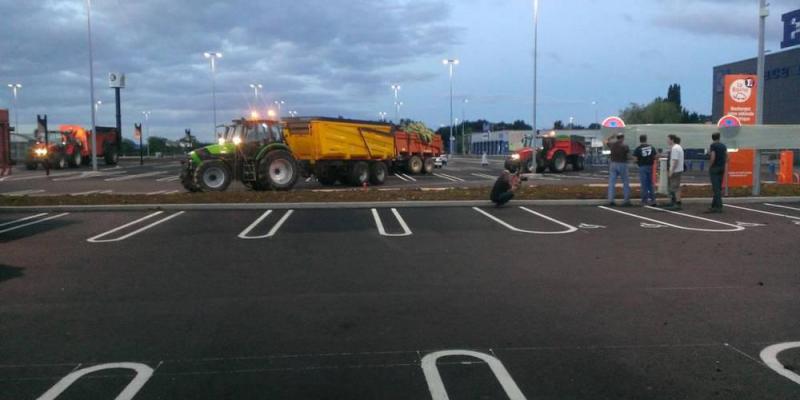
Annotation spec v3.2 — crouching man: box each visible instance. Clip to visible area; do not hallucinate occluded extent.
[491,170,521,207]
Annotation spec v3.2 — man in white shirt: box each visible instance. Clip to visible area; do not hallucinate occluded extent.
[663,134,684,210]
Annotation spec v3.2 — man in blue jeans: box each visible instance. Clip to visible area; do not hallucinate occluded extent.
[633,134,657,206]
[605,133,632,207]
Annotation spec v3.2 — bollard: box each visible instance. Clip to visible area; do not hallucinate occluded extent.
[657,158,669,194]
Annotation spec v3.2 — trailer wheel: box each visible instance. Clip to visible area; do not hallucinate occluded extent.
[347,161,370,186]
[193,160,232,192]
[104,146,119,165]
[259,150,298,191]
[422,158,435,174]
[369,162,387,185]
[407,156,423,174]
[549,151,567,173]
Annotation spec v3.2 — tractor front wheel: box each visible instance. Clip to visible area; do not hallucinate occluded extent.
[193,160,232,192]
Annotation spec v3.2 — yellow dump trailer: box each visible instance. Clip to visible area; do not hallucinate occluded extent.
[284,118,395,186]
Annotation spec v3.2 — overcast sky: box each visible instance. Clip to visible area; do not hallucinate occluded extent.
[0,0,796,141]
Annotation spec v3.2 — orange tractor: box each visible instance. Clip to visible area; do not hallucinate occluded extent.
[506,132,587,173]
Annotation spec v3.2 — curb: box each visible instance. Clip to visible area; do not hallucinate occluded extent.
[0,197,797,212]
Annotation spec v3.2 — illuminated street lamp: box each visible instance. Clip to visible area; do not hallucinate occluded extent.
[249,83,263,101]
[442,59,460,154]
[142,111,151,157]
[6,83,21,134]
[288,110,298,118]
[273,100,285,118]
[391,84,401,121]
[462,98,468,154]
[204,51,223,136]
[379,111,387,122]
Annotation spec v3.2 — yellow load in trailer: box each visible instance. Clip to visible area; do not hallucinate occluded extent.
[284,118,395,186]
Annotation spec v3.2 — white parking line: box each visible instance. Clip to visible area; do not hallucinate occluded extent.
[71,190,113,196]
[760,342,800,386]
[471,173,496,180]
[0,213,69,235]
[727,204,800,220]
[105,171,167,182]
[238,210,294,239]
[598,206,745,232]
[1,171,82,182]
[433,173,465,182]
[53,170,127,182]
[473,206,578,234]
[87,211,185,243]
[422,350,527,400]
[371,208,412,237]
[1,189,46,196]
[398,173,417,182]
[153,163,181,169]
[393,174,410,182]
[37,362,154,400]
[763,203,800,216]
[0,213,49,228]
[156,175,180,182]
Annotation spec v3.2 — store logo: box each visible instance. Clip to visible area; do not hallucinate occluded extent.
[782,9,800,49]
[729,79,754,103]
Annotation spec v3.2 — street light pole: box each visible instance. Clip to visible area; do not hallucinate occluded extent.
[391,84,401,122]
[532,0,539,133]
[142,111,151,157]
[249,83,262,102]
[756,0,768,125]
[7,84,21,134]
[273,100,285,120]
[443,59,459,155]
[204,52,223,137]
[462,98,468,155]
[379,112,387,122]
[86,0,98,171]
[592,100,598,126]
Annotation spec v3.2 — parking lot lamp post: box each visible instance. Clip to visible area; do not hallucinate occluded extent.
[142,111,151,157]
[391,84,401,121]
[86,0,98,171]
[273,100,285,120]
[442,59,459,155]
[462,98,468,154]
[532,0,539,133]
[249,83,262,102]
[7,84,21,135]
[204,52,222,137]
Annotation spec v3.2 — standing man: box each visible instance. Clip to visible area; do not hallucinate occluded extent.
[706,132,727,213]
[633,134,657,206]
[605,133,632,207]
[662,134,684,210]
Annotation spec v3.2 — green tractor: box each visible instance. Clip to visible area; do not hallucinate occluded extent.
[181,119,299,192]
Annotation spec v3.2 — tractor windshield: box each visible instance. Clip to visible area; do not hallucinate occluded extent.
[244,122,282,144]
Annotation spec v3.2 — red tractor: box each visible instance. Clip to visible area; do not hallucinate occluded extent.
[505,132,587,173]
[25,125,119,170]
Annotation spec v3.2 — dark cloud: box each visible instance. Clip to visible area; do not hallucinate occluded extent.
[0,0,460,140]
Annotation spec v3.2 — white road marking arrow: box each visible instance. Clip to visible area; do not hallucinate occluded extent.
[579,223,606,229]
[641,223,666,229]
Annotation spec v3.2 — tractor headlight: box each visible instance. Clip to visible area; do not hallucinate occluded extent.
[511,153,520,161]
[218,137,226,146]
[35,148,48,156]
[233,136,242,146]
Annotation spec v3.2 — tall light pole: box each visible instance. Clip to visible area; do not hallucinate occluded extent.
[204,51,223,137]
[288,110,298,118]
[391,84,401,121]
[532,0,539,133]
[7,84,21,134]
[142,111,151,157]
[756,0,768,125]
[443,59,459,155]
[591,100,598,126]
[249,83,263,102]
[462,98,468,155]
[273,100,285,119]
[86,0,98,171]
[379,112,387,122]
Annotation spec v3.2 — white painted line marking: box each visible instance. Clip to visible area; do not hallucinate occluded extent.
[727,204,800,221]
[1,189,46,196]
[104,171,167,182]
[164,190,179,195]
[36,362,154,400]
[156,175,180,182]
[371,208,412,237]
[393,174,410,182]
[578,223,606,229]
[399,173,417,182]
[433,173,465,182]
[70,190,113,196]
[154,163,180,169]
[471,173,496,180]
[764,203,800,217]
[760,342,800,386]
[422,350,527,400]
[87,211,185,243]
[238,210,294,239]
[735,221,767,227]
[2,172,82,182]
[0,213,69,235]
[598,206,745,232]
[147,190,167,196]
[0,213,49,228]
[53,170,128,182]
[641,222,667,229]
[473,207,578,234]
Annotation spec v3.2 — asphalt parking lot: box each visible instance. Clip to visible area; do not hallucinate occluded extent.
[2,202,800,399]
[0,157,712,196]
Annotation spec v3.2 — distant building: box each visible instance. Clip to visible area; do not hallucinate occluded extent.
[470,129,603,155]
[712,46,800,124]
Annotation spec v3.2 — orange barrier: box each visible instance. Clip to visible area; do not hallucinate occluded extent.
[727,149,755,188]
[777,151,795,184]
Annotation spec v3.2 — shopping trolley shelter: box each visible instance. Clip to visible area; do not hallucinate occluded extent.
[2,200,800,399]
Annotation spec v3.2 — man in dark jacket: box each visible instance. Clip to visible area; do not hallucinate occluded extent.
[706,132,727,213]
[490,170,519,207]
[633,134,657,206]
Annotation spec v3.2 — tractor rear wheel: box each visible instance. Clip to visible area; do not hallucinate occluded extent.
[407,156,423,174]
[369,162,388,185]
[422,158,435,174]
[573,156,585,171]
[549,151,567,173]
[70,151,83,168]
[259,150,298,191]
[193,160,232,192]
[348,161,370,186]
